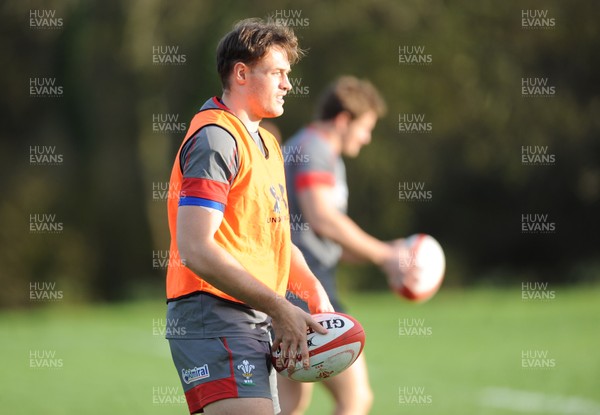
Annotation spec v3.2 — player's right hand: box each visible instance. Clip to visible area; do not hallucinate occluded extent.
[380,239,411,289]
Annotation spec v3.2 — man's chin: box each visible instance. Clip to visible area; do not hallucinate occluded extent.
[344,148,361,158]
[263,107,284,119]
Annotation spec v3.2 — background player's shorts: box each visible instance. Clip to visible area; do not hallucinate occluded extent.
[168,336,280,414]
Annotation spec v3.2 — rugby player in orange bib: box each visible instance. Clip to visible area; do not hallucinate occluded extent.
[165,18,333,415]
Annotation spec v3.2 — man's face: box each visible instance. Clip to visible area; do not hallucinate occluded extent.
[245,47,292,120]
[341,111,378,157]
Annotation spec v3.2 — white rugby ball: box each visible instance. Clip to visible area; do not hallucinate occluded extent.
[391,233,445,302]
[273,312,365,382]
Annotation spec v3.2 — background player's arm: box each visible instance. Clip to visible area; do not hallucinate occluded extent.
[298,184,395,266]
[177,205,326,367]
[288,244,334,313]
[340,247,369,264]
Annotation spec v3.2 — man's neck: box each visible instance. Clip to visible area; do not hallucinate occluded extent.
[220,92,260,133]
[310,121,342,155]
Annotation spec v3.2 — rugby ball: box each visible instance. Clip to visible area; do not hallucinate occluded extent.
[390,233,445,302]
[273,312,365,382]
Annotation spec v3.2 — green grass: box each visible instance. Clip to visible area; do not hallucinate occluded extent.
[1,287,599,414]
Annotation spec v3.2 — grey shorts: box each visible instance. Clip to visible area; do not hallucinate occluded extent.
[168,336,280,414]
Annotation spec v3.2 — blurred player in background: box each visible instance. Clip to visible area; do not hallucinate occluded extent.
[278,76,401,415]
[166,18,333,415]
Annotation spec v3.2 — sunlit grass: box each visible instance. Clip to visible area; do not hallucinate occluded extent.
[1,286,599,414]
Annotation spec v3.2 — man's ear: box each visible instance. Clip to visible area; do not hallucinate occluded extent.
[231,62,249,86]
[334,111,352,132]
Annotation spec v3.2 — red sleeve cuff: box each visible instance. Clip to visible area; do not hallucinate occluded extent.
[295,172,335,191]
[181,178,229,205]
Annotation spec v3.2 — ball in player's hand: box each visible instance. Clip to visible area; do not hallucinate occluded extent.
[384,234,446,302]
[272,312,365,382]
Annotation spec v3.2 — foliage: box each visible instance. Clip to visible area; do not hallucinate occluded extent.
[0,0,598,306]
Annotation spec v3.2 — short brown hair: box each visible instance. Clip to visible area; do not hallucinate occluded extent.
[316,76,387,121]
[217,18,305,89]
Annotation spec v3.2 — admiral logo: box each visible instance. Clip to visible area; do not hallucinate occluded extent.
[398,386,433,405]
[287,78,310,98]
[521,350,556,369]
[29,281,63,301]
[29,77,63,98]
[30,145,63,166]
[398,181,432,202]
[29,9,63,29]
[29,213,63,234]
[399,318,432,336]
[282,144,310,165]
[521,213,556,234]
[398,45,432,65]
[521,10,555,29]
[268,10,310,28]
[521,77,555,97]
[521,282,556,301]
[29,350,63,369]
[521,145,555,166]
[182,364,210,384]
[398,113,432,133]
[152,45,187,65]
[152,113,187,134]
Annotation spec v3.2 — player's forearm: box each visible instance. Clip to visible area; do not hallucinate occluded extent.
[288,245,321,294]
[340,247,368,264]
[311,211,389,265]
[288,245,333,313]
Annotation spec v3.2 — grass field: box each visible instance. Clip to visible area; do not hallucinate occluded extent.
[2,287,599,414]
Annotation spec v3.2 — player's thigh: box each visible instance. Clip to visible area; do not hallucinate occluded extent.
[204,397,275,415]
[277,373,314,414]
[322,353,371,401]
